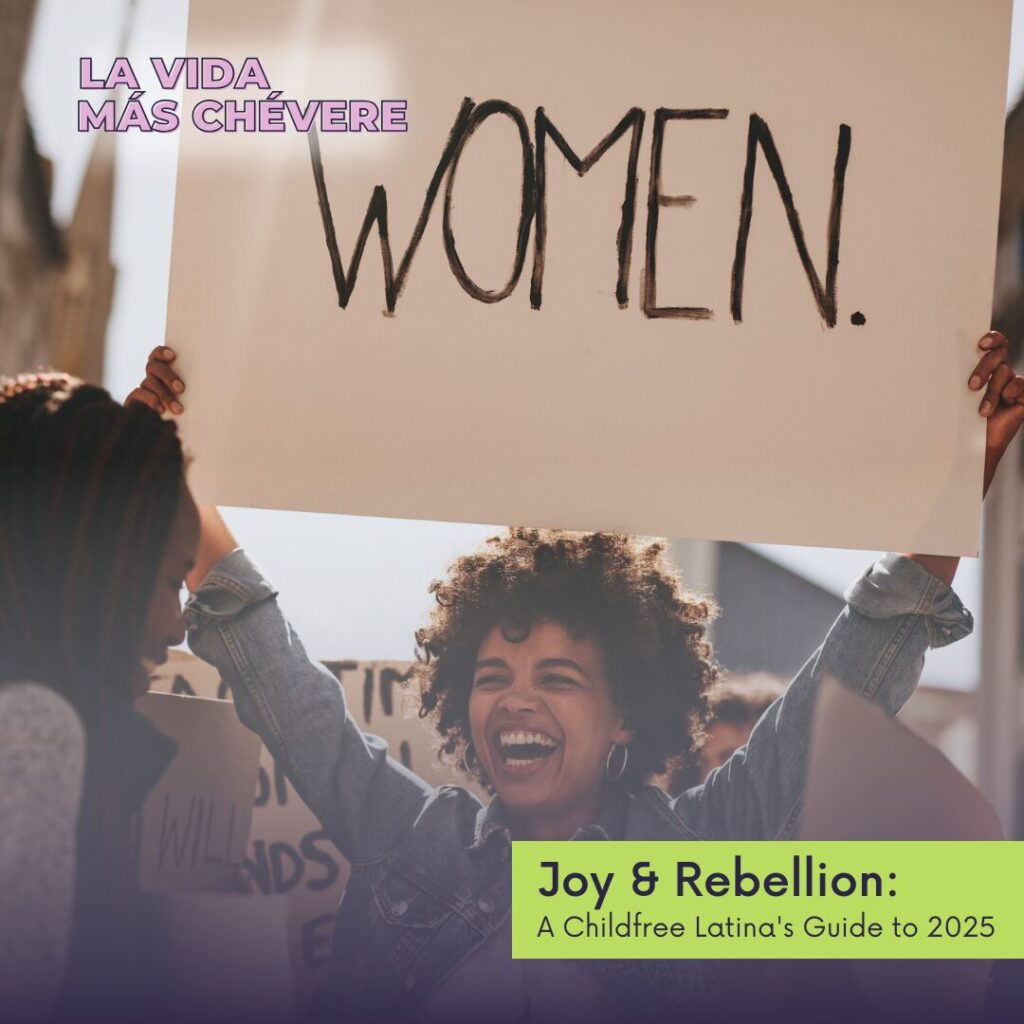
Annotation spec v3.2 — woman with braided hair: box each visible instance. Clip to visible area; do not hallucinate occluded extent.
[128,332,1024,1022]
[0,372,199,1022]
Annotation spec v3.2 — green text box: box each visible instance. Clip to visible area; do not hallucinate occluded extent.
[512,841,1024,958]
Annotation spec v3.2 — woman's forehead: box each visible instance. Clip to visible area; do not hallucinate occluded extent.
[476,618,606,670]
[164,486,200,564]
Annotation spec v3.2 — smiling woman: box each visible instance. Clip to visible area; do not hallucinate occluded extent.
[414,530,716,841]
[135,334,1024,1022]
[180,510,980,1022]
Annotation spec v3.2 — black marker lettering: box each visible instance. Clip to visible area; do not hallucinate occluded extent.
[309,98,476,314]
[731,114,851,327]
[643,109,729,319]
[531,107,645,309]
[442,100,536,303]
[300,829,342,893]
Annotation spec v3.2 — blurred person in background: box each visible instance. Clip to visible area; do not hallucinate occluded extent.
[663,673,788,794]
[0,373,198,1023]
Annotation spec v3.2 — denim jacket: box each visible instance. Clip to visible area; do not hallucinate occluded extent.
[185,550,972,1021]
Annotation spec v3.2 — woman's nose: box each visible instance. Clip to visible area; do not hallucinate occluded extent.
[498,689,539,713]
[168,605,187,648]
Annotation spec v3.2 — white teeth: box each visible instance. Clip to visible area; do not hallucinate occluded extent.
[497,730,558,748]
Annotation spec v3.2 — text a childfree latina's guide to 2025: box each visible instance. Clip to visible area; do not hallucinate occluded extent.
[513,846,1023,959]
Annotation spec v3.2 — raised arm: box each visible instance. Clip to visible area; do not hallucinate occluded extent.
[128,349,433,864]
[184,538,433,865]
[906,331,1024,586]
[675,330,1024,840]
[674,555,972,839]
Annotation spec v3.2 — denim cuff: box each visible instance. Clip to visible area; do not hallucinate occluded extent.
[184,548,278,629]
[843,554,973,649]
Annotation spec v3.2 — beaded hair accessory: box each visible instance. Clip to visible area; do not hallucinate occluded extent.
[0,371,78,410]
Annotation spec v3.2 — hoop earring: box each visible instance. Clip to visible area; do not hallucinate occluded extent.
[606,742,629,782]
[460,741,479,775]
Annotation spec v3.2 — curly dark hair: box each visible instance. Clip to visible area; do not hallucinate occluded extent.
[414,528,718,791]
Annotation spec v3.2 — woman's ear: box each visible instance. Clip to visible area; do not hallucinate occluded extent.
[612,716,636,746]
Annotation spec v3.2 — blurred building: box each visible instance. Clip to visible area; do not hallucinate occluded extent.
[671,540,979,784]
[982,95,1024,840]
[0,0,61,373]
[0,0,115,381]
[49,129,116,383]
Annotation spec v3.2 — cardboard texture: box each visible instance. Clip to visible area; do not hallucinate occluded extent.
[148,651,467,1017]
[135,691,263,893]
[165,0,1011,553]
[800,677,1003,1022]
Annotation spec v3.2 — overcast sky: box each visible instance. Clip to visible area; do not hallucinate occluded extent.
[21,0,1019,681]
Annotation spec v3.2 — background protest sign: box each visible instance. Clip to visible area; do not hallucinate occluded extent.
[800,677,1002,1021]
[166,0,1010,556]
[800,676,1003,843]
[149,651,467,1019]
[135,691,263,893]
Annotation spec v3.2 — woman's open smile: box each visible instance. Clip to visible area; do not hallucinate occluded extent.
[492,727,562,774]
[469,618,634,838]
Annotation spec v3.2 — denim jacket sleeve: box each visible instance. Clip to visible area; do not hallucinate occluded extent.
[672,554,973,841]
[183,549,434,865]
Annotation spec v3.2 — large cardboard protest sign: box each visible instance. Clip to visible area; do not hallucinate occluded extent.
[149,652,466,1020]
[167,0,1010,554]
[136,692,263,892]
